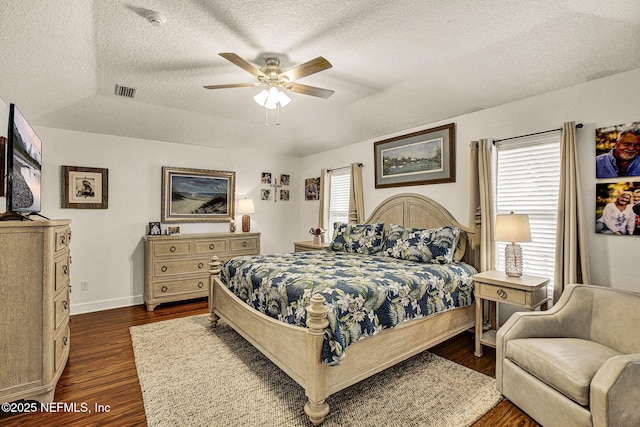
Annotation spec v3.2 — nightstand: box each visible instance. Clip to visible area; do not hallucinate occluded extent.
[294,240,330,252]
[473,270,550,357]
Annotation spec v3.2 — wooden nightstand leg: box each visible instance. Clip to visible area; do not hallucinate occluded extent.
[474,297,483,357]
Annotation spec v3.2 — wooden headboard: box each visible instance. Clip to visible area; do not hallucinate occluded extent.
[364,193,480,269]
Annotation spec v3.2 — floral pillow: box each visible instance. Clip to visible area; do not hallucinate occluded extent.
[382,224,460,264]
[329,222,385,255]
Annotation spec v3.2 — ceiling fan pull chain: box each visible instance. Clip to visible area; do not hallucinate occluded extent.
[276,104,281,126]
[264,108,269,127]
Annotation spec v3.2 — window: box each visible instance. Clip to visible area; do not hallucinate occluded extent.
[326,170,350,241]
[495,132,560,298]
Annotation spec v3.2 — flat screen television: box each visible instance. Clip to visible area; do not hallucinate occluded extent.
[5,103,42,215]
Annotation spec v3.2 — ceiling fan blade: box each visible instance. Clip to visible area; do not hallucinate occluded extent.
[219,53,266,78]
[287,82,334,99]
[281,57,332,81]
[203,82,263,90]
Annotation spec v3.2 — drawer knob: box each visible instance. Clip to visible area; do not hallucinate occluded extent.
[198,281,204,288]
[209,243,215,250]
[60,235,66,245]
[63,336,68,346]
[161,286,168,293]
[198,262,204,269]
[497,289,508,299]
[242,241,248,247]
[161,266,168,272]
[170,246,176,252]
[63,300,68,310]
[63,265,69,275]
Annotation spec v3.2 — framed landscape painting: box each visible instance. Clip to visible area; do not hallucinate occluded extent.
[374,123,455,188]
[161,166,235,223]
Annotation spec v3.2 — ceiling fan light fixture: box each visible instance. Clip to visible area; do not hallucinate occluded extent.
[253,87,291,110]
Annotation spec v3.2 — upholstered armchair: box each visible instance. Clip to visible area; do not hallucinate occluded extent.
[496,284,640,427]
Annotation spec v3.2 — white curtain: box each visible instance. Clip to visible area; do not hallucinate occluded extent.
[348,163,364,223]
[554,122,590,302]
[318,168,331,238]
[470,139,496,272]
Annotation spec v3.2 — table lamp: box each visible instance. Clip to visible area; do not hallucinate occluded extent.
[494,212,531,277]
[237,199,255,232]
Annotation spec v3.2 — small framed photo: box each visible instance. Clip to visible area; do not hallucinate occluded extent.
[167,225,181,235]
[261,189,271,201]
[148,222,161,236]
[280,189,290,201]
[280,174,290,186]
[61,166,109,209]
[305,177,320,200]
[261,172,272,184]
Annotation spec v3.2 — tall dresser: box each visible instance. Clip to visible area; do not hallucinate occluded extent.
[0,219,71,403]
[144,232,260,311]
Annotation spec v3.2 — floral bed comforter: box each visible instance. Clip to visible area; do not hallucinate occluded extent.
[220,250,476,365]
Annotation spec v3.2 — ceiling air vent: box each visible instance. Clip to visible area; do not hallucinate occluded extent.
[115,84,137,98]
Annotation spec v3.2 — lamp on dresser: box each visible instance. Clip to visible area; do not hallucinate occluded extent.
[237,198,255,232]
[494,212,531,277]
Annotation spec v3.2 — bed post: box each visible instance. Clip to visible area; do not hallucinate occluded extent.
[304,293,330,426]
[208,255,222,327]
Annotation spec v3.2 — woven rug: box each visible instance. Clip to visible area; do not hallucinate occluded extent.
[130,315,501,427]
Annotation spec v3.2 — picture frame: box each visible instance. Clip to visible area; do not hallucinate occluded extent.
[374,123,456,188]
[161,166,235,223]
[148,222,161,236]
[61,165,109,209]
[280,174,290,185]
[261,172,272,184]
[595,121,640,179]
[280,189,290,201]
[167,225,181,236]
[261,189,271,201]
[305,177,320,200]
[595,181,640,236]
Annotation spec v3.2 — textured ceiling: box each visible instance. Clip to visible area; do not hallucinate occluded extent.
[1,0,639,157]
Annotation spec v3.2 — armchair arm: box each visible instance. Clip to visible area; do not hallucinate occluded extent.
[591,353,640,427]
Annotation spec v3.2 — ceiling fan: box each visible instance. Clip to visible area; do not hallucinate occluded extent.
[203,53,335,100]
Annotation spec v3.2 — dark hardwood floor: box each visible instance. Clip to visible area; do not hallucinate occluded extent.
[1,299,539,426]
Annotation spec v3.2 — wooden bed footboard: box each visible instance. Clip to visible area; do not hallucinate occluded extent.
[208,257,475,426]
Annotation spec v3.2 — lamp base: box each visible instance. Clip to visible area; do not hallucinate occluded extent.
[505,242,523,277]
[242,214,250,232]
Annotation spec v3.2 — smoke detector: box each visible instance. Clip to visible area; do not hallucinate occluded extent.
[144,10,166,26]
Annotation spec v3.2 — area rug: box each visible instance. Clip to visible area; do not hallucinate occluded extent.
[130,315,502,427]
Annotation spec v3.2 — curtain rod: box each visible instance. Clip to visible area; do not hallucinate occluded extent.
[493,123,583,143]
[327,163,363,172]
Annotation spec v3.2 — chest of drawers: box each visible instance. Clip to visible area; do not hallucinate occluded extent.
[144,232,260,311]
[0,219,71,403]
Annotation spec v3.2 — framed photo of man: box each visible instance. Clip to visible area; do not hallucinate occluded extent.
[595,122,640,179]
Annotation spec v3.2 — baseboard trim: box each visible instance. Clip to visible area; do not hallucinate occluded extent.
[71,295,144,315]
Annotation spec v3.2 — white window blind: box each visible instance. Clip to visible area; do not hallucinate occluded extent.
[496,132,560,297]
[327,171,350,241]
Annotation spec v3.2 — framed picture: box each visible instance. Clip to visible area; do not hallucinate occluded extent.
[261,172,272,184]
[261,189,271,201]
[280,174,290,185]
[374,123,455,188]
[161,166,235,223]
[167,225,181,235]
[595,181,640,236]
[280,189,290,201]
[61,166,109,209]
[148,222,161,236]
[305,177,320,200]
[595,122,640,179]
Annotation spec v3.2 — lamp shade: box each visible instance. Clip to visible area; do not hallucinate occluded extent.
[494,212,531,243]
[237,198,255,214]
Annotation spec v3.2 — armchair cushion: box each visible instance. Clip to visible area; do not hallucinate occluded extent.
[506,338,621,405]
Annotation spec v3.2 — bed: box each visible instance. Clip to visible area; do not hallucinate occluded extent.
[208,193,480,425]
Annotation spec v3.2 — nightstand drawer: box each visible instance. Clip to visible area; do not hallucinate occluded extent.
[477,283,527,305]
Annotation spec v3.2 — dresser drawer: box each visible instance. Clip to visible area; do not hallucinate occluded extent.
[54,255,70,292]
[153,241,191,257]
[54,325,70,372]
[194,239,228,255]
[54,227,70,254]
[153,258,208,277]
[477,283,526,305]
[229,237,259,254]
[54,286,70,331]
[154,277,208,297]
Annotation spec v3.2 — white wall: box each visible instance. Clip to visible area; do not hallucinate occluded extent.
[0,101,301,313]
[299,68,640,293]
